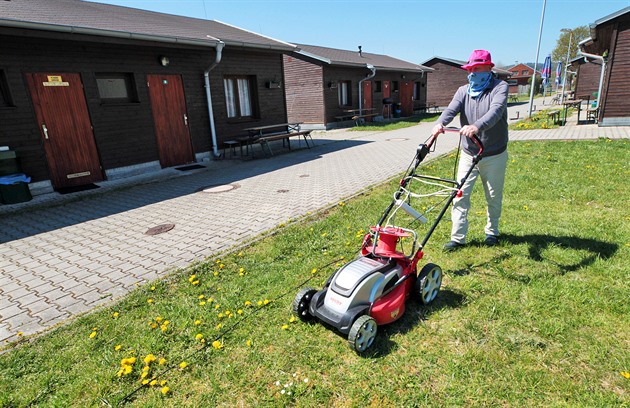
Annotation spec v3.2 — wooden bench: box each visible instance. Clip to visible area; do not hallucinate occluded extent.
[508,94,519,103]
[258,130,313,156]
[352,113,379,126]
[546,110,560,125]
[586,107,599,123]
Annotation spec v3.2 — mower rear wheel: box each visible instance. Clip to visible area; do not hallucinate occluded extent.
[292,287,316,321]
[348,315,377,353]
[416,263,442,305]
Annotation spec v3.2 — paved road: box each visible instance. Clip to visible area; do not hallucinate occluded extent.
[1,99,628,344]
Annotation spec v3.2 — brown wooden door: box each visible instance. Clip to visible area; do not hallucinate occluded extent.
[26,72,104,189]
[362,80,373,121]
[383,80,391,99]
[400,80,414,116]
[147,74,194,168]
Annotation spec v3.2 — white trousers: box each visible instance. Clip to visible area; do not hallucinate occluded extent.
[451,149,508,244]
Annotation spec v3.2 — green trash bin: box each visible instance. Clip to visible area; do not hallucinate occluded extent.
[0,173,32,204]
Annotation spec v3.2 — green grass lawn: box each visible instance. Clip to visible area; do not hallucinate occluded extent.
[1,139,628,407]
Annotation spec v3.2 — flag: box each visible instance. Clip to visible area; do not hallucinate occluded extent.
[555,61,562,87]
[541,55,552,88]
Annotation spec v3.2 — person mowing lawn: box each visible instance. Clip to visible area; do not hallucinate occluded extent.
[431,49,509,251]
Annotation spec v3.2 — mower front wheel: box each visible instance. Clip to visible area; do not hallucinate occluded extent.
[292,287,317,321]
[416,263,442,305]
[348,315,377,353]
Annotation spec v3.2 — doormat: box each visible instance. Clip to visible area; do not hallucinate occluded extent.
[175,164,206,171]
[56,183,100,195]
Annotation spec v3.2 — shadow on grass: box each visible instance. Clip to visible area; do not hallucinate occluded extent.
[451,233,618,278]
[364,289,466,358]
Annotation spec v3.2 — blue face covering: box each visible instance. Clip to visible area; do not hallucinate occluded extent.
[467,71,493,98]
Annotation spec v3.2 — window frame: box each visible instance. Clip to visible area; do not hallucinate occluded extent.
[223,75,258,121]
[338,80,351,107]
[0,69,15,108]
[95,72,139,104]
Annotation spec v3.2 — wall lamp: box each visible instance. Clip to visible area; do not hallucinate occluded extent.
[159,56,170,67]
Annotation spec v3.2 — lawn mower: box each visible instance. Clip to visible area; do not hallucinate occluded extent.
[292,128,484,353]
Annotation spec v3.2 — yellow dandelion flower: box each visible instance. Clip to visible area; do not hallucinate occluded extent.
[213,271,219,277]
[141,371,149,379]
[115,345,122,351]
[246,340,252,347]
[212,340,223,349]
[142,379,149,385]
[239,267,245,273]
[160,380,167,386]
[188,274,196,282]
[142,366,150,372]
[195,333,204,340]
[311,268,317,274]
[198,294,205,299]
[112,312,119,318]
[216,323,223,329]
[161,386,170,395]
[289,316,296,323]
[219,264,225,269]
[621,371,630,379]
[89,331,97,339]
[218,313,224,319]
[17,332,23,336]
[144,354,157,365]
[264,299,270,305]
[257,300,263,306]
[192,280,200,285]
[237,309,243,315]
[151,286,156,291]
[321,232,327,237]
[121,357,137,366]
[150,379,158,387]
[194,319,201,325]
[123,365,133,375]
[179,361,187,369]
[244,301,252,306]
[282,324,289,330]
[523,205,529,211]
[160,325,168,332]
[155,316,163,322]
[215,304,220,309]
[237,252,243,257]
[159,358,167,365]
[147,299,153,303]
[199,301,206,306]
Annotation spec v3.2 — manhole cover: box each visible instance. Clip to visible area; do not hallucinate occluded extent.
[198,184,239,193]
[145,223,175,236]
[386,137,409,142]
[277,189,289,193]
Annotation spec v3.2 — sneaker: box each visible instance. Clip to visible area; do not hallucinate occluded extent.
[443,240,465,251]
[484,235,499,246]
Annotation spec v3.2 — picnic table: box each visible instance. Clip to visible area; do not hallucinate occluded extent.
[508,93,519,103]
[241,122,312,156]
[334,108,377,125]
[561,99,582,126]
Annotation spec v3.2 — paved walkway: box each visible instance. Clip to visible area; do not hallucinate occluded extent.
[1,99,629,344]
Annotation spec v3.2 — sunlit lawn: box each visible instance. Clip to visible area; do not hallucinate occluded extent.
[0,139,628,407]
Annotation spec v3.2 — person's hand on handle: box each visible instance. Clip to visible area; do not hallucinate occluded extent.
[460,125,479,138]
[431,123,445,137]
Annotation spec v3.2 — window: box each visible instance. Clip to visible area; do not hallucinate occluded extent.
[521,70,529,75]
[507,79,518,86]
[413,82,424,100]
[375,81,382,93]
[224,75,257,119]
[392,81,399,92]
[338,80,351,106]
[95,73,138,103]
[0,70,14,108]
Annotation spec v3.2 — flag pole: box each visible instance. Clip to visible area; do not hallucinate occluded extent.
[528,0,546,118]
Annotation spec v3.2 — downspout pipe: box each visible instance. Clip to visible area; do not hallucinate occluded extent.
[578,48,605,109]
[204,41,225,158]
[358,64,376,115]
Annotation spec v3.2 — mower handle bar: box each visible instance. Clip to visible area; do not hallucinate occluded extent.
[442,127,483,155]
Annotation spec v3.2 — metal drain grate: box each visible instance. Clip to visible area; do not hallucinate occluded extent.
[277,189,289,193]
[299,174,310,178]
[386,137,409,142]
[197,184,239,193]
[145,223,175,235]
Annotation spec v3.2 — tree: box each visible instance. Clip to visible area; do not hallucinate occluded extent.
[551,26,590,64]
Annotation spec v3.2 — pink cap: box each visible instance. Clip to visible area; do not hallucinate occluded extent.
[461,50,495,70]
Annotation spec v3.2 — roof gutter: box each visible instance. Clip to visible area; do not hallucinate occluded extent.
[358,64,376,115]
[0,18,222,47]
[204,41,225,158]
[578,46,606,110]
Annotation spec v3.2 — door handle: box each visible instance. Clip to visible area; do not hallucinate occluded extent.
[42,124,49,139]
[184,114,188,126]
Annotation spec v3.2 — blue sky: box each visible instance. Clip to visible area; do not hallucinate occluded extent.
[93,0,629,67]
